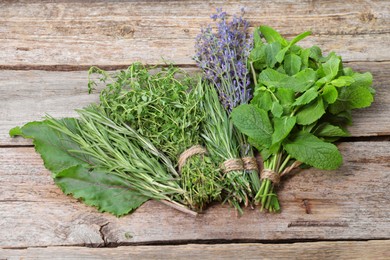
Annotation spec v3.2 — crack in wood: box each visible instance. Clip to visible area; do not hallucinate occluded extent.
[98,222,110,247]
[302,199,312,214]
[288,221,348,228]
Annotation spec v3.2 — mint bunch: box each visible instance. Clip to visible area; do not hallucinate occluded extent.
[232,26,375,212]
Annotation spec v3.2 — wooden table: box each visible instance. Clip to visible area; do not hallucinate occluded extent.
[1,1,389,259]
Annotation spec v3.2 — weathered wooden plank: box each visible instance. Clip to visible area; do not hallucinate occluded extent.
[1,240,390,259]
[1,62,388,146]
[0,142,389,248]
[0,0,389,67]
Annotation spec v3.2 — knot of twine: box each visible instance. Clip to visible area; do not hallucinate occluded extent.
[242,157,258,171]
[261,161,302,184]
[221,157,259,174]
[221,158,244,174]
[260,169,280,184]
[177,145,207,173]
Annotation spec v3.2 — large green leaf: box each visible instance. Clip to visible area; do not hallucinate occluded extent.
[10,120,88,176]
[55,165,148,216]
[231,104,273,148]
[10,119,148,216]
[284,131,342,170]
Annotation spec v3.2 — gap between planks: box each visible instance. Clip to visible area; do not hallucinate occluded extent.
[1,240,390,260]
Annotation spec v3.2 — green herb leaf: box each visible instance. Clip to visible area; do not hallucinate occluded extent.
[253,27,263,47]
[314,123,350,137]
[231,104,273,148]
[284,53,302,76]
[296,97,325,125]
[293,68,317,91]
[309,46,323,61]
[289,31,311,46]
[317,54,341,84]
[293,88,318,106]
[271,101,284,117]
[331,76,355,87]
[55,165,148,216]
[251,88,273,111]
[265,42,281,67]
[271,116,296,152]
[284,131,342,170]
[322,84,338,104]
[10,120,88,176]
[329,85,374,114]
[260,25,288,46]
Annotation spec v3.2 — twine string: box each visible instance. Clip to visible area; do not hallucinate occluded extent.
[177,145,207,173]
[260,169,280,184]
[242,157,258,172]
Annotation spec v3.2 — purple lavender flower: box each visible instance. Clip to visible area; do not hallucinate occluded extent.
[194,9,252,112]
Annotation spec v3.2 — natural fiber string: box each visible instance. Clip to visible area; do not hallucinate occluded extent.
[221,158,244,174]
[260,169,280,184]
[177,145,207,173]
[242,157,259,172]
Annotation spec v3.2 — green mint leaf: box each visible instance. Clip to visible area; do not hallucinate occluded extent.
[275,46,289,63]
[309,46,323,61]
[284,53,302,76]
[253,27,263,47]
[259,25,288,46]
[329,85,374,114]
[300,48,311,70]
[289,31,311,46]
[271,101,284,118]
[321,54,341,79]
[292,88,318,106]
[296,97,325,125]
[275,88,295,114]
[259,68,316,92]
[271,116,296,152]
[322,84,338,104]
[292,68,317,91]
[331,76,355,87]
[55,165,148,216]
[250,45,267,70]
[314,123,350,137]
[351,71,373,88]
[231,104,273,148]
[265,42,281,67]
[284,131,342,170]
[258,68,289,88]
[252,88,273,111]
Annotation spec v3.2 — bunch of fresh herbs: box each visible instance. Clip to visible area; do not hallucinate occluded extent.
[231,26,375,212]
[88,64,222,211]
[194,9,261,211]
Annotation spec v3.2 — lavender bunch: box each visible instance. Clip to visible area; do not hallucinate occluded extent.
[195,9,252,112]
[195,9,261,212]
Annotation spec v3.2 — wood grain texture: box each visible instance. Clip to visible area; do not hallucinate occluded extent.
[1,62,389,146]
[0,142,389,248]
[1,240,390,259]
[0,0,389,68]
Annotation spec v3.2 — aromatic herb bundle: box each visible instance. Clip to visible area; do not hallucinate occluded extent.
[231,26,375,212]
[88,64,222,211]
[194,9,261,211]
